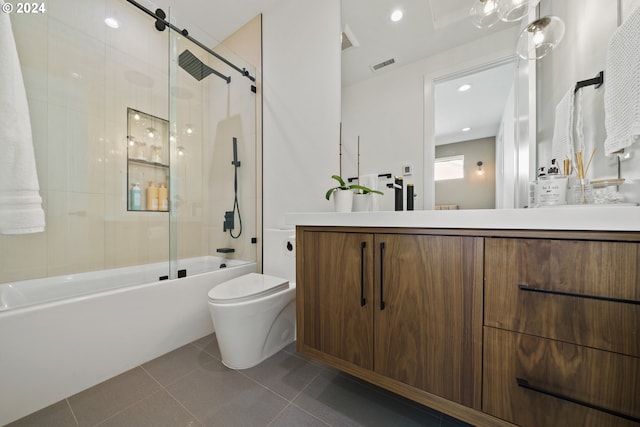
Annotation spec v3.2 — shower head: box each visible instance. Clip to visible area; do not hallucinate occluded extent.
[178,49,216,81]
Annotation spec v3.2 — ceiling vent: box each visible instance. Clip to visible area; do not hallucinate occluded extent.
[370,58,396,72]
[341,24,360,51]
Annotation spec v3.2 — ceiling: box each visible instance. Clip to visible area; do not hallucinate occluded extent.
[341,0,521,145]
[434,60,516,145]
[341,0,517,86]
[147,0,521,145]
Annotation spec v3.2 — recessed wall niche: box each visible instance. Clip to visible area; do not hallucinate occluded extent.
[126,108,169,212]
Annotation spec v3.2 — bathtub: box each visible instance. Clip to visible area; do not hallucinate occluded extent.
[0,256,256,426]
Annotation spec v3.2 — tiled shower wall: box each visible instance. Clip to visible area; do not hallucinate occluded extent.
[0,0,258,283]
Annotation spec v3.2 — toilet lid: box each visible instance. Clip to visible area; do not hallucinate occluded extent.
[208,273,289,303]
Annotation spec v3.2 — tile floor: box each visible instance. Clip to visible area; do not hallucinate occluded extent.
[7,335,472,427]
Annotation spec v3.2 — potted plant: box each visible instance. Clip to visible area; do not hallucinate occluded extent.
[325,175,383,212]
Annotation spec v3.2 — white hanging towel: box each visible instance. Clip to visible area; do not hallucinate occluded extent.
[551,88,575,163]
[0,2,45,234]
[604,5,640,156]
[359,174,379,211]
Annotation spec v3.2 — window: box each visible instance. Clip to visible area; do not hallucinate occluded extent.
[434,155,464,181]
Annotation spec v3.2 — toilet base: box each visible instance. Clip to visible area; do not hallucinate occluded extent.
[209,285,296,370]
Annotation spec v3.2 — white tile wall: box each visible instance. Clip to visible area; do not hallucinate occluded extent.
[0,1,259,283]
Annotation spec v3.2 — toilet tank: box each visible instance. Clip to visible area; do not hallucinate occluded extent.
[262,229,296,282]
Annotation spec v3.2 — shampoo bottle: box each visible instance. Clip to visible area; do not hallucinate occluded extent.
[130,183,142,210]
[158,183,168,211]
[146,181,158,211]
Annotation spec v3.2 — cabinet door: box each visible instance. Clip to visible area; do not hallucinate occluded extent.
[373,234,483,409]
[299,231,374,370]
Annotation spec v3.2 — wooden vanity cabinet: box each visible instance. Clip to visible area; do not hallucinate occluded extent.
[297,226,640,427]
[297,228,483,410]
[483,237,640,426]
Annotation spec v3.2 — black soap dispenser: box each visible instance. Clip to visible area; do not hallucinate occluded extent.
[406,184,414,210]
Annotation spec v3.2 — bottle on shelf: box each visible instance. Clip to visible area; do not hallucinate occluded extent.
[146,181,158,211]
[130,183,142,211]
[158,183,168,211]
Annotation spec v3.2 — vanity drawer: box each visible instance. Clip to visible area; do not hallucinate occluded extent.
[484,237,640,356]
[483,327,640,427]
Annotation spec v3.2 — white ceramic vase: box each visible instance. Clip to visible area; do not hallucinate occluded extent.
[333,190,353,212]
[352,193,370,212]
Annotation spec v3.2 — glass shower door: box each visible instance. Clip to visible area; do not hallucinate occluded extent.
[167,16,257,278]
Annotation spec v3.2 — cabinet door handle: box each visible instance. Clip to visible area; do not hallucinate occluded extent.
[518,284,640,306]
[516,378,640,423]
[360,241,366,306]
[379,242,386,310]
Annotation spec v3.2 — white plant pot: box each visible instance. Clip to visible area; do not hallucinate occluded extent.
[352,193,370,212]
[333,190,353,212]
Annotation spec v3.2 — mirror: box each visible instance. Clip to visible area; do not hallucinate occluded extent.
[433,58,516,209]
[535,0,640,206]
[341,0,639,210]
[340,0,524,210]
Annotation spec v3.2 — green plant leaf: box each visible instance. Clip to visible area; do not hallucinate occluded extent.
[331,175,346,187]
[325,187,339,200]
[350,184,384,195]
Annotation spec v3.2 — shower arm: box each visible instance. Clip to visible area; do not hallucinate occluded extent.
[125,0,257,83]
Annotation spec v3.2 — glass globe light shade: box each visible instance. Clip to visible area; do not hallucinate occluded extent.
[470,0,500,29]
[497,0,540,22]
[516,16,565,60]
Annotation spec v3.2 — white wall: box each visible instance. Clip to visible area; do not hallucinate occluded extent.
[262,0,341,229]
[342,27,520,210]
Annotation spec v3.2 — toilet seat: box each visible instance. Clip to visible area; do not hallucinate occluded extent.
[208,273,289,304]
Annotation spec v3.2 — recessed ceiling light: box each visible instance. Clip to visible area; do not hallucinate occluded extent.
[390,9,403,22]
[462,127,471,132]
[104,17,119,29]
[458,84,472,92]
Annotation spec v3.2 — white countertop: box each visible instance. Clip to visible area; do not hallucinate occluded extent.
[285,206,640,231]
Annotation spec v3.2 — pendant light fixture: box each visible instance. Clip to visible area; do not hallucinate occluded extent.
[516,15,565,60]
[496,0,540,22]
[470,0,500,28]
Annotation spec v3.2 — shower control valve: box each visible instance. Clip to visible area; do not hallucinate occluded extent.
[223,211,234,231]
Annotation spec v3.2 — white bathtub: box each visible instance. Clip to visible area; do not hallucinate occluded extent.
[0,256,256,426]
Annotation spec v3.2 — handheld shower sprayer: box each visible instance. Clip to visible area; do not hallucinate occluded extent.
[224,137,242,238]
[232,137,241,167]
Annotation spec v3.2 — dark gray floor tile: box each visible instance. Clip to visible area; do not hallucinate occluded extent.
[441,412,474,427]
[143,343,217,387]
[269,404,330,427]
[282,341,297,355]
[68,367,161,427]
[242,350,323,400]
[97,389,201,427]
[293,369,441,427]
[282,342,326,367]
[167,358,289,426]
[329,369,447,421]
[190,334,222,360]
[6,400,77,427]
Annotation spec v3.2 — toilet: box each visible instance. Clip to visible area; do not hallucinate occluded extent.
[207,229,296,369]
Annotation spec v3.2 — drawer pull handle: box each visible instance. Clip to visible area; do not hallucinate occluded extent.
[516,378,640,423]
[518,284,640,306]
[379,242,386,310]
[360,241,367,307]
